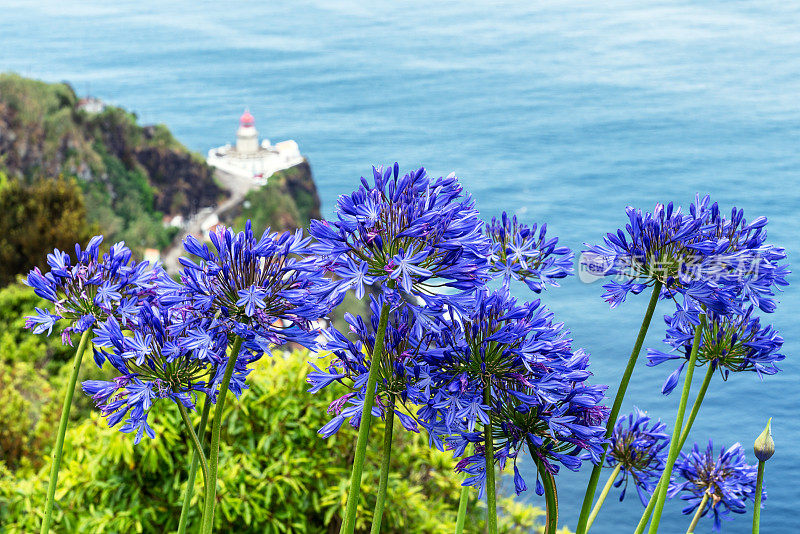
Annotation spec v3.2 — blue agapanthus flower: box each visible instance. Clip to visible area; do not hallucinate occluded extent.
[583,195,789,314]
[687,195,789,314]
[582,200,716,309]
[309,294,437,439]
[163,221,332,363]
[485,212,574,292]
[668,441,764,531]
[421,285,607,496]
[309,164,491,314]
[25,237,157,345]
[602,407,669,505]
[646,300,784,395]
[83,303,227,443]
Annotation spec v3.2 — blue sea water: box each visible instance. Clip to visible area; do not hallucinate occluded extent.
[2,1,799,532]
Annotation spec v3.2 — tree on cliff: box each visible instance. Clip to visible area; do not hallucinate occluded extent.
[0,173,93,286]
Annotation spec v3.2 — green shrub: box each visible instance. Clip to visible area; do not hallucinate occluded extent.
[0,361,59,469]
[0,176,93,287]
[0,351,559,533]
[0,283,115,469]
[0,283,72,371]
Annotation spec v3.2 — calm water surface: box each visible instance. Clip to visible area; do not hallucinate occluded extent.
[2,1,799,532]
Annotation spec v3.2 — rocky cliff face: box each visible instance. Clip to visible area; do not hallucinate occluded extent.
[0,73,225,219]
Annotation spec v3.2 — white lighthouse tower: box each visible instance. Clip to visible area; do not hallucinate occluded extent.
[207,109,303,183]
[235,110,259,155]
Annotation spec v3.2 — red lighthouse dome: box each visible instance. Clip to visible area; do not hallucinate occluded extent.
[239,110,255,127]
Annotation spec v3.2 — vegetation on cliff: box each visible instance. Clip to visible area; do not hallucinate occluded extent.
[0,73,226,279]
[230,160,321,232]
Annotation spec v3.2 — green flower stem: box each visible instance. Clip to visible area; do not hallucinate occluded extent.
[177,395,212,534]
[340,302,391,534]
[484,380,498,534]
[753,461,765,534]
[454,483,470,534]
[532,454,559,534]
[40,329,91,534]
[585,464,622,532]
[177,402,210,488]
[576,280,662,534]
[370,394,395,534]
[635,363,714,533]
[675,363,713,449]
[201,336,243,534]
[647,317,705,534]
[686,492,709,533]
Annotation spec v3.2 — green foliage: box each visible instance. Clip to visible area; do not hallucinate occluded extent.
[0,283,71,370]
[141,123,186,152]
[236,183,303,234]
[0,352,556,533]
[234,163,320,233]
[0,73,76,130]
[0,283,113,468]
[79,144,174,250]
[0,361,59,469]
[0,176,93,287]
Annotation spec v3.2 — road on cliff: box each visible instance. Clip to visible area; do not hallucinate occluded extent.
[161,169,258,274]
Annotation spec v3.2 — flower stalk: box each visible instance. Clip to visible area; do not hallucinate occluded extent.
[177,403,210,488]
[753,462,765,534]
[340,302,391,534]
[533,454,559,534]
[635,363,714,533]
[454,483,470,534]
[576,280,662,534]
[177,396,212,534]
[585,463,621,532]
[201,336,244,534]
[686,492,709,533]
[40,329,92,534]
[647,316,705,534]
[484,379,498,534]
[370,394,395,534]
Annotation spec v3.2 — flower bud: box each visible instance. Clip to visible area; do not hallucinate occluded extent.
[754,418,774,462]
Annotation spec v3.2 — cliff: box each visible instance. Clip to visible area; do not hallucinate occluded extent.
[0,73,226,250]
[0,73,323,262]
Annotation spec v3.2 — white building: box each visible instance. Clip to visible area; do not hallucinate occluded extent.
[77,96,105,114]
[207,110,303,183]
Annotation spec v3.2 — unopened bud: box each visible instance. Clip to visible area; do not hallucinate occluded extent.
[754,418,774,462]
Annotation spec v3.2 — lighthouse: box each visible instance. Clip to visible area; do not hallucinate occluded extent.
[207,109,303,183]
[235,110,259,155]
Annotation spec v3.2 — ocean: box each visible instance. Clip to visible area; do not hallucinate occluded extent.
[1,1,798,532]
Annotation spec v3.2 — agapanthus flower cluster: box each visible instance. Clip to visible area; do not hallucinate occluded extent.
[687,195,789,313]
[422,285,607,496]
[309,164,491,315]
[484,212,573,292]
[601,408,669,504]
[83,303,225,443]
[25,236,157,344]
[581,196,788,313]
[309,294,437,438]
[647,301,785,394]
[668,441,764,531]
[163,221,332,363]
[583,201,720,309]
